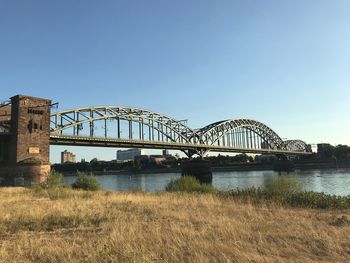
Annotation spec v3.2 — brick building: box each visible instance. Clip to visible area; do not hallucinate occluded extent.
[0,95,52,185]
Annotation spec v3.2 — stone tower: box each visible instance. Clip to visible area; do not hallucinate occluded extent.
[0,95,52,184]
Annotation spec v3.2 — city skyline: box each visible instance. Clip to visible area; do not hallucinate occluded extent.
[1,1,349,163]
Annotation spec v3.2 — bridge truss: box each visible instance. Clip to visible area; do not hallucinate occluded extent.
[49,106,311,157]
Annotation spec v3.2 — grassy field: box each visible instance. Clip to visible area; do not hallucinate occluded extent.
[0,187,349,263]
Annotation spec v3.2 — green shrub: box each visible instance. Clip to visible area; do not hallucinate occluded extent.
[165,176,217,193]
[264,176,303,195]
[72,173,100,191]
[36,171,63,189]
[46,171,63,188]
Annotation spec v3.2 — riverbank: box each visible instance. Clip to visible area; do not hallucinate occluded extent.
[57,161,350,176]
[0,188,349,262]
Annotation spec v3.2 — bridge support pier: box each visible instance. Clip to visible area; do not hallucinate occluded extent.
[182,149,197,159]
[0,95,52,185]
[273,154,295,173]
[181,159,212,184]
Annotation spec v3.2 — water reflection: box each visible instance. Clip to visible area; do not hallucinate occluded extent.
[63,173,180,192]
[62,169,350,196]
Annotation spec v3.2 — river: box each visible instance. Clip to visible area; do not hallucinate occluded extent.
[62,168,350,196]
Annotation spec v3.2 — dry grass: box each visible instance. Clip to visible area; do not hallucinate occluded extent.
[0,188,349,263]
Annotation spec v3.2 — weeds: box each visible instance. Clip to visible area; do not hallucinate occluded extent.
[167,176,350,209]
[264,176,303,195]
[46,171,63,188]
[223,176,350,209]
[72,173,100,191]
[165,176,217,193]
[2,212,106,233]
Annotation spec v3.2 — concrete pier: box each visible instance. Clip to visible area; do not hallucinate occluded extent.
[181,159,213,184]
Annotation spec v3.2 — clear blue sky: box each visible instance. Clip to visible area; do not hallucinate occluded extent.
[1,0,349,163]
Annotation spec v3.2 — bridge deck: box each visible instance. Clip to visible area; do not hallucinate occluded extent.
[50,134,312,155]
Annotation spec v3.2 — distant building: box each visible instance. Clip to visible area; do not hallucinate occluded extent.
[116,148,144,162]
[150,155,166,165]
[61,150,76,163]
[306,144,313,152]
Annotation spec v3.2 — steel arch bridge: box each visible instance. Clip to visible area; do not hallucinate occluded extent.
[49,106,311,157]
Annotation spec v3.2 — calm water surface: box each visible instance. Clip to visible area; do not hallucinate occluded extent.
[63,169,350,196]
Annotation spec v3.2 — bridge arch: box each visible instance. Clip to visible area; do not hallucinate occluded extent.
[49,106,311,155]
[50,106,196,144]
[284,140,310,152]
[195,119,285,150]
